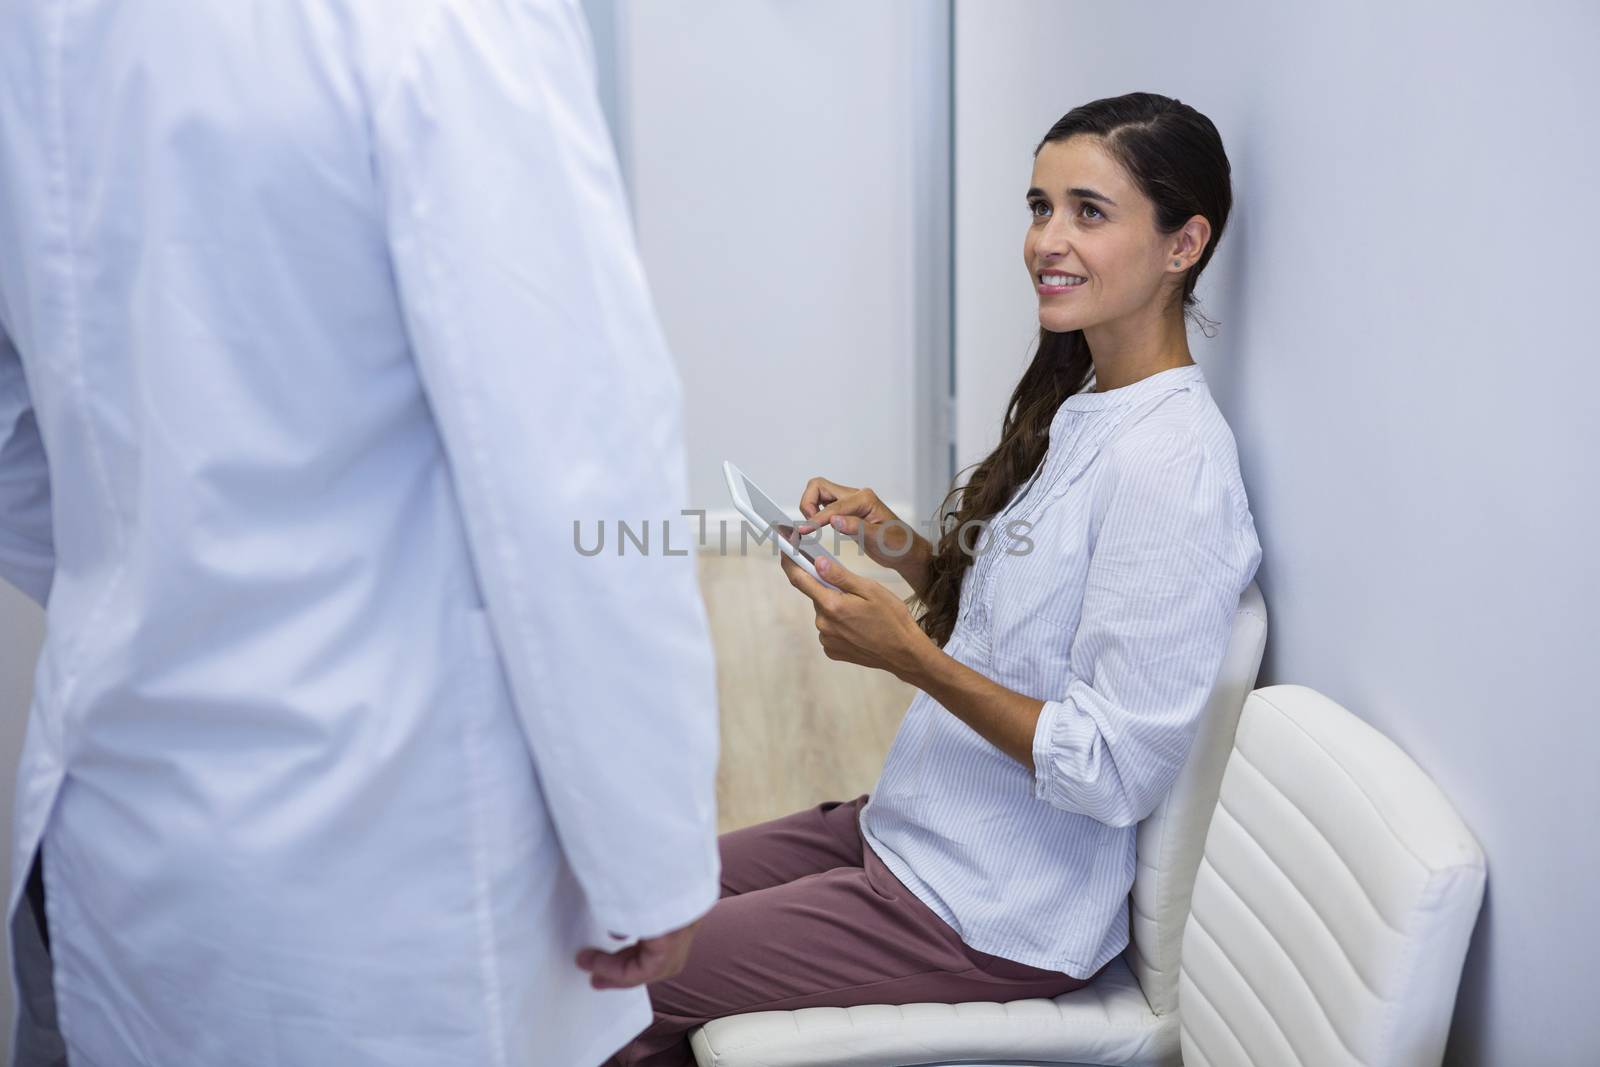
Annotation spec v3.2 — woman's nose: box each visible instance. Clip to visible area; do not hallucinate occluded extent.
[1035,219,1072,259]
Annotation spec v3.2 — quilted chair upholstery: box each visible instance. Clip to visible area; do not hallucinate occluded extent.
[1179,685,1485,1067]
[689,581,1268,1067]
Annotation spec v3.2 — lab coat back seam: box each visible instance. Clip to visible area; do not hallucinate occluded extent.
[457,614,514,1067]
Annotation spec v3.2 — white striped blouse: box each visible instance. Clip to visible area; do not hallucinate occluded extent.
[859,361,1263,978]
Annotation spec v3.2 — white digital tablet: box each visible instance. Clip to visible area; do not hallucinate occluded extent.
[723,460,840,589]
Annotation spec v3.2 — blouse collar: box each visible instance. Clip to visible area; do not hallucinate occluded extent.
[1058,362,1207,414]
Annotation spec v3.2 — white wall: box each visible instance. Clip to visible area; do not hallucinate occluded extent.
[954,1,1600,1062]
[619,0,945,530]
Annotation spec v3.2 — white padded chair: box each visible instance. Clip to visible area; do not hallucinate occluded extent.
[690,580,1270,1067]
[1179,684,1486,1067]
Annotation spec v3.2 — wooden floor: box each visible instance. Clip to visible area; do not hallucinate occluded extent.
[695,542,919,834]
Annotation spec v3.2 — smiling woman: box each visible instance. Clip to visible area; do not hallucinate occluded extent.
[916,91,1233,648]
[599,91,1261,1067]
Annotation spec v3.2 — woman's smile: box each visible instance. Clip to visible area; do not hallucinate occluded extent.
[1036,271,1087,295]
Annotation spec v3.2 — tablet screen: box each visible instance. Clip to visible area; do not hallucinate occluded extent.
[734,469,829,563]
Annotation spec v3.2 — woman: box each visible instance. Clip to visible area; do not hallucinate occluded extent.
[591,91,1263,1067]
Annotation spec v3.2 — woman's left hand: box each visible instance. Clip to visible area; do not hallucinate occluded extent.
[779,552,931,681]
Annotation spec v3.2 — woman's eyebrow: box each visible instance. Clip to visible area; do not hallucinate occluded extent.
[1025,185,1119,207]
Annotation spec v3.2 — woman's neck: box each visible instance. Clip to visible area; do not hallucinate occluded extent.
[1082,306,1194,392]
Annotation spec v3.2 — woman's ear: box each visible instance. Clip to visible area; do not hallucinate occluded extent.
[1171,214,1212,269]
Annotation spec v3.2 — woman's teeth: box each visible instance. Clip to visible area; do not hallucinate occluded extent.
[1040,273,1086,287]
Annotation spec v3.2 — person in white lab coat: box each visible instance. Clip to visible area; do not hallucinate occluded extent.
[0,1,719,1064]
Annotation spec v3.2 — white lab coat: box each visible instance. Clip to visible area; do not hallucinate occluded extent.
[0,1,721,1063]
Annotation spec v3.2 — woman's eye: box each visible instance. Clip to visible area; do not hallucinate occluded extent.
[1028,200,1050,220]
[1080,203,1104,220]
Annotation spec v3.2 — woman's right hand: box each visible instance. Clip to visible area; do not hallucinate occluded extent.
[796,477,931,589]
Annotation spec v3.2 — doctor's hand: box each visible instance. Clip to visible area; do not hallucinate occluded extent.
[575,918,702,990]
[780,552,932,682]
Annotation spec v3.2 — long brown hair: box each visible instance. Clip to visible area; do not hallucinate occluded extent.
[914,92,1232,646]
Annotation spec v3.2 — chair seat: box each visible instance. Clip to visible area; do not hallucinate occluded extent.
[688,956,1179,1067]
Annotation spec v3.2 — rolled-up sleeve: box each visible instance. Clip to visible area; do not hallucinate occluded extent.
[369,0,719,940]
[0,323,54,607]
[1031,426,1248,828]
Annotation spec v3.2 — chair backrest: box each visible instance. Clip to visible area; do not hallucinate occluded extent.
[1179,685,1486,1067]
[1128,580,1268,1016]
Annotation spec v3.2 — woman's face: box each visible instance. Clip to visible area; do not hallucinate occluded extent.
[1023,135,1185,335]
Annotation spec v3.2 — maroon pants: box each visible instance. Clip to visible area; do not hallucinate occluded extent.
[604,793,1092,1067]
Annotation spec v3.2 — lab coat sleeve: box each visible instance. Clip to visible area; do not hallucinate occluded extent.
[0,323,54,608]
[370,0,720,941]
[1030,426,1251,828]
